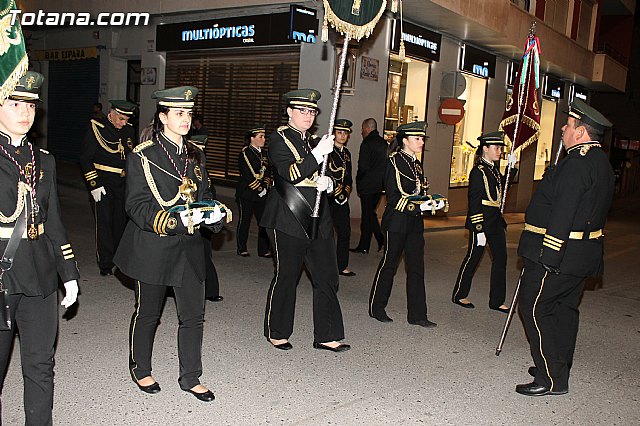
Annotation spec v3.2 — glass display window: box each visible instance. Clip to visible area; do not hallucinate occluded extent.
[534,98,557,179]
[449,73,487,187]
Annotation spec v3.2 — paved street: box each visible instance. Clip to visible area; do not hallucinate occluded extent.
[2,171,639,425]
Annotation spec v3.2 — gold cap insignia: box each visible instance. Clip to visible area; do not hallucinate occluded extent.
[184,89,193,100]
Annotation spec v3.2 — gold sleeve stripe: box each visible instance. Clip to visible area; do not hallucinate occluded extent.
[345,185,352,194]
[544,234,564,244]
[543,237,563,248]
[63,254,75,260]
[159,212,170,234]
[334,186,342,195]
[153,211,165,235]
[293,164,301,179]
[470,214,483,219]
[61,244,71,250]
[62,249,73,256]
[543,241,562,251]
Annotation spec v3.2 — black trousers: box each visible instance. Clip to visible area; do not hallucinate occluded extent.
[95,180,127,273]
[236,195,270,256]
[201,229,220,298]
[369,230,428,322]
[129,269,205,390]
[0,291,57,426]
[264,229,345,343]
[356,193,384,251]
[518,259,585,391]
[329,201,351,271]
[452,229,507,308]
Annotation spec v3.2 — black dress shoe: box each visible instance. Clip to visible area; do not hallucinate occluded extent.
[206,296,224,302]
[490,305,510,313]
[515,382,567,396]
[313,341,351,352]
[453,299,475,309]
[370,312,393,323]
[377,242,384,252]
[237,251,250,257]
[408,319,438,328]
[339,270,356,277]
[184,388,215,402]
[269,340,293,350]
[100,269,113,276]
[258,252,273,258]
[349,248,368,254]
[134,380,161,394]
[528,366,537,377]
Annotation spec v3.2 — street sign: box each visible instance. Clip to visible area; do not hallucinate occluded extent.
[438,98,465,125]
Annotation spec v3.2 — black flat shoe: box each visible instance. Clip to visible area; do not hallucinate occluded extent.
[349,248,368,254]
[370,312,393,323]
[268,340,293,350]
[515,381,567,396]
[408,319,437,328]
[528,366,537,377]
[134,380,161,394]
[184,388,215,402]
[258,252,272,258]
[237,251,250,257]
[206,296,223,302]
[453,299,475,309]
[490,305,510,313]
[313,341,351,352]
[339,270,356,276]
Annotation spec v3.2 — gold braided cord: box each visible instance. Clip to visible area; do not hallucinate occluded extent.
[480,167,501,205]
[92,120,125,156]
[322,0,386,41]
[0,181,28,223]
[141,155,181,207]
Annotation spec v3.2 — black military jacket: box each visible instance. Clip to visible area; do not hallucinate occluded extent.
[356,129,387,195]
[235,145,272,200]
[465,158,506,234]
[79,115,136,190]
[114,133,214,286]
[381,150,430,234]
[259,125,333,239]
[327,145,353,205]
[518,142,614,277]
[0,132,79,297]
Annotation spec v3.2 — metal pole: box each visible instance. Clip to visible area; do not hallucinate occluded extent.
[495,267,524,356]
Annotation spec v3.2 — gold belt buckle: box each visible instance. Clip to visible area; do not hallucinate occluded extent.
[120,169,126,177]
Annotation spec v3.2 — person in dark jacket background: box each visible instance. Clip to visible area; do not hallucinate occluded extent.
[327,118,355,276]
[236,125,272,258]
[351,118,386,254]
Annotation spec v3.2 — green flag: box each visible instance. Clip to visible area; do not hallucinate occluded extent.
[323,0,387,41]
[0,0,28,103]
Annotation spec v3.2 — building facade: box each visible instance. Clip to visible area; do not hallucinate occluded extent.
[21,0,634,216]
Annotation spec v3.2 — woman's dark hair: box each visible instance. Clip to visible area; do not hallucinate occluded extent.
[139,104,202,164]
[243,131,254,146]
[387,130,408,156]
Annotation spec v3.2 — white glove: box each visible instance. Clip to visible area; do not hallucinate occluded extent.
[311,134,335,163]
[61,280,78,308]
[315,176,333,193]
[507,152,517,168]
[179,208,205,227]
[258,189,267,197]
[419,199,446,212]
[204,205,225,224]
[476,232,487,247]
[91,186,106,202]
[419,201,430,212]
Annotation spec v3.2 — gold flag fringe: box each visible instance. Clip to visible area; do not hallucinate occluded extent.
[323,0,387,41]
[0,55,28,104]
[499,114,540,153]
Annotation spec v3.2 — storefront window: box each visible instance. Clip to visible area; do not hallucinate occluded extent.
[384,55,430,141]
[534,98,557,179]
[449,73,487,187]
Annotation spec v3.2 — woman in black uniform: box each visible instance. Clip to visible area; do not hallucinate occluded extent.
[368,121,444,328]
[451,131,512,313]
[115,86,227,402]
[236,125,271,257]
[327,118,355,276]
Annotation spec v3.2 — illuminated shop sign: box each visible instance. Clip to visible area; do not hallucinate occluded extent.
[390,20,441,62]
[156,10,318,51]
[571,84,589,102]
[543,75,564,99]
[459,45,496,79]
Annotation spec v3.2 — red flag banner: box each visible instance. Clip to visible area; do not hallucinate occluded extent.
[499,35,541,153]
